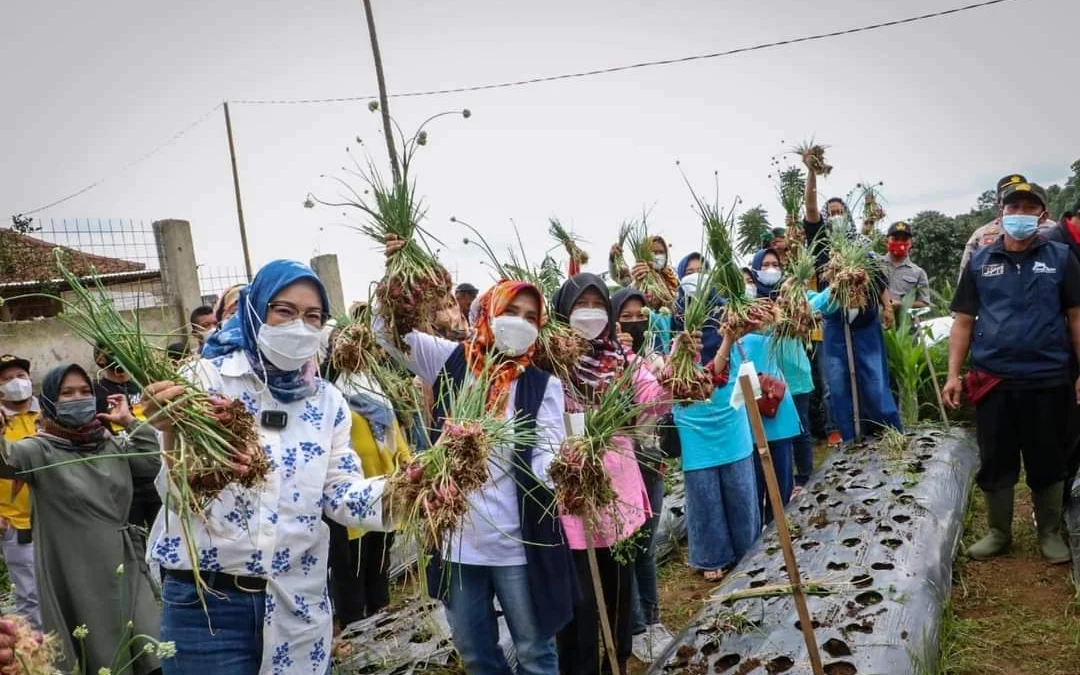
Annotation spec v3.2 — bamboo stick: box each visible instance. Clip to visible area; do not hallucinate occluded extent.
[739,375,825,675]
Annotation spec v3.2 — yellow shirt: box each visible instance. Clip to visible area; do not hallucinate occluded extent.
[1,401,40,530]
[346,411,411,540]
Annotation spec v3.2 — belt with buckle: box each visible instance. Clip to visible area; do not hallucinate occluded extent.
[163,568,267,594]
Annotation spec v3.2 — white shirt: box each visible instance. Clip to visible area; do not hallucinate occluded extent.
[402,331,565,566]
[147,350,386,675]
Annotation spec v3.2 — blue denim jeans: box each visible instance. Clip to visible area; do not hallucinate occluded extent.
[0,528,40,631]
[792,393,814,487]
[630,466,665,634]
[753,438,794,524]
[443,563,558,675]
[161,574,266,675]
[822,318,902,442]
[683,457,761,572]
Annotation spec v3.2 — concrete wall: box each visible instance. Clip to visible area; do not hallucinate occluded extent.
[0,305,184,382]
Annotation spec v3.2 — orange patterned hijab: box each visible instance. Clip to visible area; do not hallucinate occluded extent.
[463,280,547,410]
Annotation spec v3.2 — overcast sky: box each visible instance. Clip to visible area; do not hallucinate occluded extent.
[1,0,1076,301]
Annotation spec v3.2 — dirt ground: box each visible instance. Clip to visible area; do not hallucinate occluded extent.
[944,485,1080,675]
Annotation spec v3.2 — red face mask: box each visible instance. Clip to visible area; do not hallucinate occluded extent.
[887,240,911,258]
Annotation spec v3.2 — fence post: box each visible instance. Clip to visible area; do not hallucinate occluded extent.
[153,219,201,330]
[310,254,346,317]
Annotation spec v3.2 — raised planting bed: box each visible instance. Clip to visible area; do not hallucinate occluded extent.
[647,428,978,675]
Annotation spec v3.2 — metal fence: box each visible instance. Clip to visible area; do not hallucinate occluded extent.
[198,265,249,309]
[0,218,165,320]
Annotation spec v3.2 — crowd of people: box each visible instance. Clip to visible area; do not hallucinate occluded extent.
[0,156,1078,675]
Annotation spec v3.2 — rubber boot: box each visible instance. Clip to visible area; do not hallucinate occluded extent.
[1034,482,1071,564]
[968,488,1013,560]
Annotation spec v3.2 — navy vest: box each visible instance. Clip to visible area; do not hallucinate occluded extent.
[425,345,580,638]
[969,237,1071,381]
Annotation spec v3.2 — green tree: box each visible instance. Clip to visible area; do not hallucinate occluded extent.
[909,210,973,287]
[736,205,771,256]
[1047,159,1080,218]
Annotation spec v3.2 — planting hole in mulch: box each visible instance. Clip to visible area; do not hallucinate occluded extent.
[822,638,853,657]
[750,579,768,589]
[897,495,915,505]
[809,511,830,529]
[823,662,858,675]
[855,591,883,606]
[891,488,905,496]
[701,641,720,656]
[828,500,844,508]
[847,469,863,477]
[733,657,762,675]
[850,574,873,588]
[875,525,893,534]
[862,498,878,506]
[715,654,742,672]
[870,562,894,571]
[854,515,873,525]
[747,567,765,577]
[892,514,911,524]
[816,493,829,503]
[798,504,814,513]
[842,538,861,548]
[765,656,794,673]
[794,619,822,630]
[844,621,873,634]
[800,541,821,551]
[881,538,903,549]
[827,561,849,571]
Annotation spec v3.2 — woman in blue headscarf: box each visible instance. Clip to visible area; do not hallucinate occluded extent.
[144,260,390,675]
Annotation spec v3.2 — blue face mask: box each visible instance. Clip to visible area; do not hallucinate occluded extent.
[1001,214,1039,240]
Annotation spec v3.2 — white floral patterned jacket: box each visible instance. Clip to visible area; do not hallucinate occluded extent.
[147,350,387,675]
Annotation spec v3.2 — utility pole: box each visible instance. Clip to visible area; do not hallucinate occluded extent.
[223,101,254,281]
[361,0,401,185]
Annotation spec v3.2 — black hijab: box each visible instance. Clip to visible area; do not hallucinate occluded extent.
[38,363,106,447]
[611,288,649,354]
[551,274,627,401]
[550,273,616,339]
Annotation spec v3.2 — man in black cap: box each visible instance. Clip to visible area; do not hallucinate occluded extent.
[945,180,1080,564]
[455,283,479,326]
[884,221,929,309]
[958,174,1056,276]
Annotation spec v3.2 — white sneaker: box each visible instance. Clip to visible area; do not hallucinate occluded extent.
[631,632,651,663]
[631,624,676,663]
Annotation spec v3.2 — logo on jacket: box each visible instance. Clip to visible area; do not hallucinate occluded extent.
[1032,261,1057,274]
[981,263,1004,277]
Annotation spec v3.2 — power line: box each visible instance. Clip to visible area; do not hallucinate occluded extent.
[232,0,1019,106]
[15,103,224,217]
[12,0,1020,216]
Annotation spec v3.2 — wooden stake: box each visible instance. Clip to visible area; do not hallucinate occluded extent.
[222,101,253,281]
[361,0,402,186]
[739,375,825,675]
[585,528,621,675]
[842,320,862,443]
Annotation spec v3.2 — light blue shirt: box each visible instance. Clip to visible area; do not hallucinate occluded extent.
[674,374,753,472]
[734,333,802,442]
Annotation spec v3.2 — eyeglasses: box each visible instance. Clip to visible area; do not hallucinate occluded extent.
[267,301,327,327]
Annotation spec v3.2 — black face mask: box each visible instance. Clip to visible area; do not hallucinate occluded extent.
[621,320,648,354]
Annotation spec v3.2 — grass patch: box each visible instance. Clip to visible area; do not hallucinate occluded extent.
[942,480,1080,674]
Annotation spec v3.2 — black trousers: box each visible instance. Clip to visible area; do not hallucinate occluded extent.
[326,519,394,626]
[558,546,633,675]
[975,384,1072,492]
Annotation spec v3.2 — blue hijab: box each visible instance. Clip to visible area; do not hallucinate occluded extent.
[202,260,330,402]
[750,248,782,300]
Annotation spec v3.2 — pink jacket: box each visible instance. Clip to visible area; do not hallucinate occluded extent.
[560,357,670,550]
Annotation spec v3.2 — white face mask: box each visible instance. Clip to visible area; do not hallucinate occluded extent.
[680,273,701,298]
[828,215,847,231]
[257,319,323,371]
[317,320,337,363]
[491,315,538,357]
[651,253,667,271]
[0,377,32,403]
[757,268,782,286]
[745,286,757,299]
[569,307,610,340]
